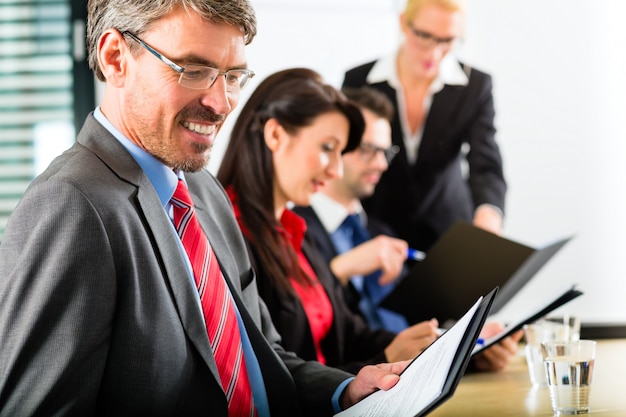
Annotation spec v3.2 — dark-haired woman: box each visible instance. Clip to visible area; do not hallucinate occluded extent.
[217,68,439,374]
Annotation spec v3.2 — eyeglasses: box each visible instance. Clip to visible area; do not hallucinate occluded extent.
[407,23,456,50]
[122,31,255,92]
[357,143,400,164]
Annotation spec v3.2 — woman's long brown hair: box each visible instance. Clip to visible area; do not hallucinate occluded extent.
[217,67,364,295]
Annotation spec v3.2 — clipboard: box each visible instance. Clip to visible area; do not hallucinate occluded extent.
[381,221,573,325]
[335,287,499,417]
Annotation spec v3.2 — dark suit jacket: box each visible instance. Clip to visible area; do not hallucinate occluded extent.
[343,60,506,251]
[293,205,397,318]
[0,115,352,417]
[246,225,395,375]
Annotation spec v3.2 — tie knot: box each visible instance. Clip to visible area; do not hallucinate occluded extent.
[172,179,193,208]
[344,213,362,228]
[341,213,370,246]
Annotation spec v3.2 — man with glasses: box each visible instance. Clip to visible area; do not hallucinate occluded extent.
[343,0,507,254]
[0,1,409,416]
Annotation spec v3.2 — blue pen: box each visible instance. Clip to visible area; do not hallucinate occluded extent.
[407,247,426,261]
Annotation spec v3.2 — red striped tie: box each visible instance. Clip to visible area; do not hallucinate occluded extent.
[171,179,256,417]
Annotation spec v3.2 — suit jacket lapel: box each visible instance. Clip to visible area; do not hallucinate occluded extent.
[187,178,303,414]
[419,85,464,165]
[136,181,221,382]
[228,284,303,416]
[189,188,246,295]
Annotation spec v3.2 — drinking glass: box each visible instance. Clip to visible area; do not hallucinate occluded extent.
[541,340,596,415]
[523,317,580,387]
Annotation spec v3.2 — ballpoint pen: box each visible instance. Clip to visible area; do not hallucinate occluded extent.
[407,247,426,261]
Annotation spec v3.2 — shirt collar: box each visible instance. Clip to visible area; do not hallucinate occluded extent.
[436,52,469,88]
[366,48,469,95]
[93,107,178,207]
[310,192,364,233]
[227,187,308,253]
[279,208,308,253]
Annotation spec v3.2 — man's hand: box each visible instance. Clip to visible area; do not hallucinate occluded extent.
[473,321,523,372]
[384,318,439,362]
[340,360,410,409]
[330,235,408,286]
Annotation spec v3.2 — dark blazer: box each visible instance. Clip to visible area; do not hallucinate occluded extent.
[0,115,352,417]
[293,205,397,317]
[343,60,506,251]
[246,226,395,375]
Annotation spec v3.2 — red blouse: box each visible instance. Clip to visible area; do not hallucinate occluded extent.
[279,209,334,364]
[226,188,334,364]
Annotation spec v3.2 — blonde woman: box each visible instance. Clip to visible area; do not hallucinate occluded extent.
[343,0,506,253]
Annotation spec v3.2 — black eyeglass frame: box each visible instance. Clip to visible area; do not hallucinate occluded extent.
[357,142,400,164]
[406,22,456,49]
[122,31,255,91]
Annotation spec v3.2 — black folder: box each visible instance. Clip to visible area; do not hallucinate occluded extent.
[412,287,498,417]
[471,285,583,355]
[381,221,573,325]
[335,287,498,417]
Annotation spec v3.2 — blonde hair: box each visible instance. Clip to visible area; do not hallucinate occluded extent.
[403,0,464,21]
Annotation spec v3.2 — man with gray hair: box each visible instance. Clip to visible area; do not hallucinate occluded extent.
[0,1,407,416]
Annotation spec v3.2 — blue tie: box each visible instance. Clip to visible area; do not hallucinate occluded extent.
[337,214,408,333]
[342,213,370,246]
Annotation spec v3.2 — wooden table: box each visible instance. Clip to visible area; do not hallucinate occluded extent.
[430,339,626,416]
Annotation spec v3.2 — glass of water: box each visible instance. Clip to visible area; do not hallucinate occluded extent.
[523,318,579,387]
[541,340,596,415]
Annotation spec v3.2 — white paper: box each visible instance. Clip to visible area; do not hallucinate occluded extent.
[335,297,482,417]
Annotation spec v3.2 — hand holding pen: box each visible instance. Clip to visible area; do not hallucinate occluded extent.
[330,235,409,286]
[407,248,426,261]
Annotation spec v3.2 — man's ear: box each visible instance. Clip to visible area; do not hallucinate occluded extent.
[98,29,128,87]
[263,118,286,152]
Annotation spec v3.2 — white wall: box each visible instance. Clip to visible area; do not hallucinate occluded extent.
[207,0,403,173]
[461,0,626,324]
[209,0,626,325]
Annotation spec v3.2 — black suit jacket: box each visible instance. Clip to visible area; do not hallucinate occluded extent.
[246,224,395,375]
[0,115,352,417]
[343,60,506,251]
[293,205,397,317]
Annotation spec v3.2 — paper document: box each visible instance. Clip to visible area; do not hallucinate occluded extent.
[335,298,483,417]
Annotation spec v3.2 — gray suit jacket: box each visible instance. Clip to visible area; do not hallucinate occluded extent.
[0,115,352,417]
